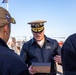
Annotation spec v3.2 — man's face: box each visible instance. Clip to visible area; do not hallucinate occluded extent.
[32,30,44,41]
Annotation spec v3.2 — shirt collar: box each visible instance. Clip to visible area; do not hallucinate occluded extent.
[30,35,51,45]
[0,38,9,48]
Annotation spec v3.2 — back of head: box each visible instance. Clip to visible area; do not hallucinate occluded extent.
[0,6,16,27]
[0,7,16,42]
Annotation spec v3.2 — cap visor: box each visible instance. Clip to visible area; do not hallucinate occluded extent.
[32,27,44,33]
[11,17,16,24]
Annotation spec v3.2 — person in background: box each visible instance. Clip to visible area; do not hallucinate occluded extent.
[0,6,28,75]
[16,41,21,55]
[10,37,16,51]
[8,37,21,55]
[61,33,76,75]
[58,41,64,47]
[7,37,12,48]
[20,20,62,75]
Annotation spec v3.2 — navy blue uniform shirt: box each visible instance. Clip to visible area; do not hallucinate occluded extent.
[20,35,61,75]
[61,33,76,75]
[0,38,28,75]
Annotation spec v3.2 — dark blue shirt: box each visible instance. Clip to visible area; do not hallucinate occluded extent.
[61,33,76,75]
[20,36,61,75]
[0,38,28,75]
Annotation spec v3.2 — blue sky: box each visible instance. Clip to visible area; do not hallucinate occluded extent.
[0,0,76,41]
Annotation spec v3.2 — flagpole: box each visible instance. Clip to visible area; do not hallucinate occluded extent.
[7,0,9,10]
[2,0,9,10]
[6,2,8,10]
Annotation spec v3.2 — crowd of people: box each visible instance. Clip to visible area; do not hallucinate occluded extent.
[0,6,76,75]
[7,37,25,55]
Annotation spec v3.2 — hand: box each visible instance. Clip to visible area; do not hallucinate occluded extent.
[28,65,38,74]
[54,55,62,64]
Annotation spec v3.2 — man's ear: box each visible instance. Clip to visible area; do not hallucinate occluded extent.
[43,27,45,32]
[3,25,8,32]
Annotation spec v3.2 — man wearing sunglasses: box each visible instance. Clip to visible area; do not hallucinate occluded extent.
[20,20,61,75]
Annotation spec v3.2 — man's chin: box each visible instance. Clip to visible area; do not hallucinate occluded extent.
[36,39,42,41]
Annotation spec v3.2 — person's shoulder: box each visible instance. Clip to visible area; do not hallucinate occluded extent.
[66,33,76,42]
[62,33,76,47]
[8,50,26,66]
[4,48,21,60]
[0,46,24,63]
[68,33,76,39]
[22,39,32,49]
[46,36,57,43]
[6,49,28,75]
[45,36,59,47]
[7,49,19,58]
[23,38,33,46]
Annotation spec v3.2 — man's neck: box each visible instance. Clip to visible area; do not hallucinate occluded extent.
[37,38,45,47]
